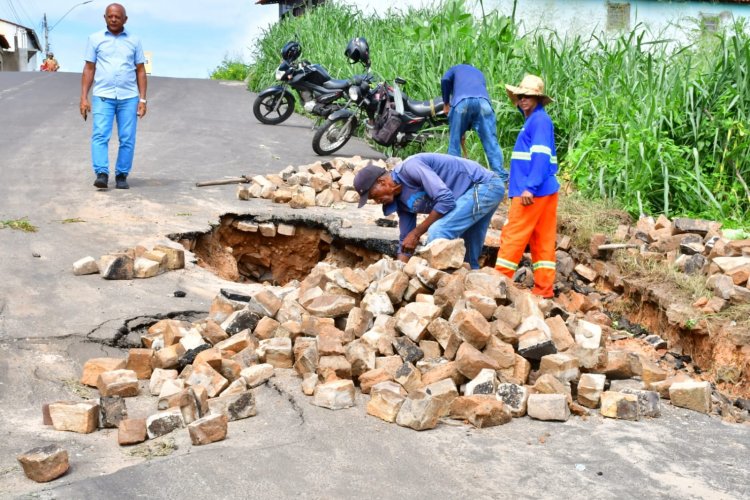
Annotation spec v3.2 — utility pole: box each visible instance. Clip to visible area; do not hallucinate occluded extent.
[43,13,49,54]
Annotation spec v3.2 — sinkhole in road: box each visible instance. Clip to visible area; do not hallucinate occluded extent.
[174,214,388,285]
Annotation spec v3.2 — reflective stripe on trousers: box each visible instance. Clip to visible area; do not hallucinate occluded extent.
[495,192,558,298]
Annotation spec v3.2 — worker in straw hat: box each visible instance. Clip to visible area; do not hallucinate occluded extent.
[494,74,560,298]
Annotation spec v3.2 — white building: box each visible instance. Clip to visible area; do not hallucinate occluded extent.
[0,18,42,72]
[488,1,750,41]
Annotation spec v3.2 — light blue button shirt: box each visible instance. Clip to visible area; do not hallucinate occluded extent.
[84,28,145,99]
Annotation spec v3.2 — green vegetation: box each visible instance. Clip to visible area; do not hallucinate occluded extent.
[60,218,85,224]
[0,217,37,232]
[558,193,629,249]
[126,437,177,459]
[210,55,250,81]
[245,0,750,225]
[62,378,92,399]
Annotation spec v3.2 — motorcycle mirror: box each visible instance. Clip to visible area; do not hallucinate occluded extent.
[393,80,405,115]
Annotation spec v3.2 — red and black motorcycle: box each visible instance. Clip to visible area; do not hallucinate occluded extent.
[311,76,448,155]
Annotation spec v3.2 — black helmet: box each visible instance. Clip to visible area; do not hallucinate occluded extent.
[281,41,301,62]
[345,37,370,67]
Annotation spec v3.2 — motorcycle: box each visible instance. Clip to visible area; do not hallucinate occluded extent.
[311,76,447,156]
[311,73,374,155]
[253,41,370,125]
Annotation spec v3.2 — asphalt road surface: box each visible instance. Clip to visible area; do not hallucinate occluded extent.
[0,72,747,500]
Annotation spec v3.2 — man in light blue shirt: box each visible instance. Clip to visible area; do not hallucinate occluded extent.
[80,3,147,190]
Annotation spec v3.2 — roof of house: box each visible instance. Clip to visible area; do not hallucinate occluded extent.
[0,17,28,27]
[0,18,42,51]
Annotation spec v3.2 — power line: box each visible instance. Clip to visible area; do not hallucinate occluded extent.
[3,0,22,24]
[12,0,37,28]
[1,0,41,29]
[24,0,46,33]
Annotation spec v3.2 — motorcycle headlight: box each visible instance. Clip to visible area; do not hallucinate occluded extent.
[348,86,360,101]
[275,69,286,81]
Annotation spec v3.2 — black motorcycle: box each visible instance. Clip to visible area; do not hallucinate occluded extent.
[311,73,375,155]
[311,76,447,156]
[253,40,369,125]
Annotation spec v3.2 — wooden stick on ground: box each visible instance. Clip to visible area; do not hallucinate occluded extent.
[195,176,252,187]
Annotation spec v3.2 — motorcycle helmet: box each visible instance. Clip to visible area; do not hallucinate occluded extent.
[345,37,370,68]
[281,41,302,62]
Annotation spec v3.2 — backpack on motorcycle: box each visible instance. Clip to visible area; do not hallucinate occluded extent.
[370,107,403,146]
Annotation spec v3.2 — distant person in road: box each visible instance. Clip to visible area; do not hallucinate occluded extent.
[441,63,506,180]
[354,153,505,269]
[495,74,559,298]
[40,53,59,72]
[80,3,147,190]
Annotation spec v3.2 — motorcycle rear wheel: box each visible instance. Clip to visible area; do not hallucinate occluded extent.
[253,92,294,125]
[312,116,354,155]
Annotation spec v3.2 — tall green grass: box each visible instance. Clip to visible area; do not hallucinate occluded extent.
[246,0,750,225]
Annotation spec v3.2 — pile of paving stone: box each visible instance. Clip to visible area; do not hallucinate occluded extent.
[53,241,728,433]
[572,215,750,310]
[71,242,186,279]
[556,214,749,395]
[236,156,389,208]
[28,237,750,482]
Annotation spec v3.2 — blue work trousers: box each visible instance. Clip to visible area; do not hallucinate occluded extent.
[91,96,139,176]
[427,175,505,269]
[448,97,507,180]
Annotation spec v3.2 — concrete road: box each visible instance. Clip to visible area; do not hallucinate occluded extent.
[0,72,747,500]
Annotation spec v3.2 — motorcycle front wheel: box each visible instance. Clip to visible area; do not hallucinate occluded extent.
[253,91,294,125]
[312,116,354,155]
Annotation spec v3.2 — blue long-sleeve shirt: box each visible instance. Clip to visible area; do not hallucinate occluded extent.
[441,64,491,108]
[508,104,560,198]
[383,153,496,252]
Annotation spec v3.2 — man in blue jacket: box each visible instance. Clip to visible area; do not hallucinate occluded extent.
[441,64,506,179]
[354,153,505,269]
[495,75,559,298]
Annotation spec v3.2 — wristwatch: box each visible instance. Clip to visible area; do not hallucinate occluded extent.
[139,98,147,104]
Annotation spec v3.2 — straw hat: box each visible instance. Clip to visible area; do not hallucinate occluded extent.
[505,74,553,106]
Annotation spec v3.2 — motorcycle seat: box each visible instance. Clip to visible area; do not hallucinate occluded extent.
[405,97,445,117]
[322,79,351,90]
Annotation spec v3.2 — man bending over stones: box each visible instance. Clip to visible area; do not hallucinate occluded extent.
[354,153,505,269]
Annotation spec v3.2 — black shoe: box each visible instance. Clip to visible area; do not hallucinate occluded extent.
[115,174,129,189]
[94,173,108,189]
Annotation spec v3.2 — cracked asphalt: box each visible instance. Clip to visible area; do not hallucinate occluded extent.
[0,72,748,499]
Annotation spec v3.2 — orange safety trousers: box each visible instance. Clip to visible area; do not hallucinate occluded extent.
[495,192,558,298]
